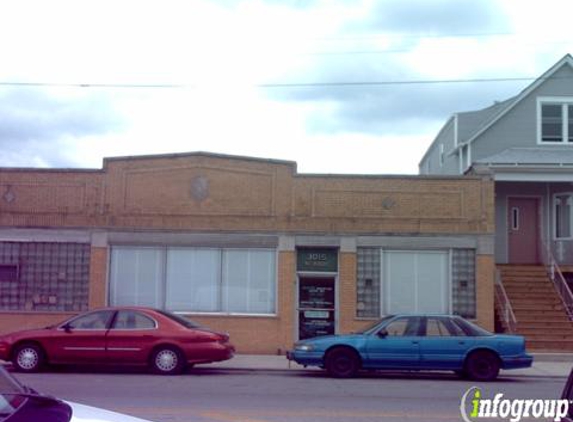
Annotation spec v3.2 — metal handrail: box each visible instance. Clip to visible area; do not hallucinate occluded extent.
[542,241,573,321]
[494,269,517,333]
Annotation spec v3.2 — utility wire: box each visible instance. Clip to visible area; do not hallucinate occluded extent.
[0,75,564,89]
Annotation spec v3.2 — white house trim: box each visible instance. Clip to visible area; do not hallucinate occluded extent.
[490,171,573,182]
[552,192,573,240]
[454,114,459,147]
[466,144,472,170]
[536,96,573,145]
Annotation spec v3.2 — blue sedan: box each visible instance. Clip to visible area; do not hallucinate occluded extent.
[287,314,533,380]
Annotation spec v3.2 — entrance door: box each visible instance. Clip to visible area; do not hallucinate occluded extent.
[298,277,335,340]
[508,198,539,264]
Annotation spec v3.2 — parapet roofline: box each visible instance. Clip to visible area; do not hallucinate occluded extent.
[102,151,298,170]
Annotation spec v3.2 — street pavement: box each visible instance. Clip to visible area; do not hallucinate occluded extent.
[204,352,573,378]
[17,363,568,422]
[2,352,572,378]
[6,353,571,422]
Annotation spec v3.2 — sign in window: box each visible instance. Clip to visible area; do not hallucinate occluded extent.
[298,277,335,340]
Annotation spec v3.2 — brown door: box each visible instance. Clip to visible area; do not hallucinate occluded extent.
[508,197,539,264]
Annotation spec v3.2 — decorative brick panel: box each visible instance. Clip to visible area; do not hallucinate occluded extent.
[0,154,493,236]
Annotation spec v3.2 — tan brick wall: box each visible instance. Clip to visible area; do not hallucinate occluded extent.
[476,254,495,331]
[277,251,296,351]
[89,247,108,308]
[181,316,284,355]
[338,252,357,334]
[0,153,493,236]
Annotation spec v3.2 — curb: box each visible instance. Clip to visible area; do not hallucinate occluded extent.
[531,353,573,363]
[195,365,569,379]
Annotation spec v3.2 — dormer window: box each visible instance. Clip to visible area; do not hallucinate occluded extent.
[538,98,573,144]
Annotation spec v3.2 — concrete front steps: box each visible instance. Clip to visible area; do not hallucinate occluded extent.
[497,265,573,352]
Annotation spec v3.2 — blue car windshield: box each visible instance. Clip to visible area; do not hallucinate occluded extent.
[357,315,395,335]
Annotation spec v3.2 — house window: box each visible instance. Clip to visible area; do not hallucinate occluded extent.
[569,105,573,143]
[110,247,277,315]
[511,207,520,231]
[555,194,573,239]
[538,99,573,144]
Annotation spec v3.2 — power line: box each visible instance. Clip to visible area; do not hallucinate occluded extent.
[298,30,517,43]
[0,75,554,89]
[257,76,545,88]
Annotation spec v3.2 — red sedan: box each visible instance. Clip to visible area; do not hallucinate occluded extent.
[0,307,235,375]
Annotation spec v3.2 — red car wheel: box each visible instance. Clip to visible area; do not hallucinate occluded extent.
[150,346,185,375]
[13,343,45,373]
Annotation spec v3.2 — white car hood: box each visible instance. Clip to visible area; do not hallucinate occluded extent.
[66,400,155,422]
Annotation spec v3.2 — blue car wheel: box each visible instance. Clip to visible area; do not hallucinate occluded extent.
[325,347,360,378]
[465,350,500,381]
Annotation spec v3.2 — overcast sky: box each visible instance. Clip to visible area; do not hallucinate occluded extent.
[1,0,572,174]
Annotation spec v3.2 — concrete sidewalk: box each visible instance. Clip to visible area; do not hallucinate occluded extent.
[204,353,573,378]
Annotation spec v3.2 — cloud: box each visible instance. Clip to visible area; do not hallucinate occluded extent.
[357,0,510,35]
[0,88,123,167]
[267,48,526,136]
[258,0,530,138]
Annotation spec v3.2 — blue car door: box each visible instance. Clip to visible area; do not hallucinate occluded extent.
[418,316,475,370]
[363,316,422,369]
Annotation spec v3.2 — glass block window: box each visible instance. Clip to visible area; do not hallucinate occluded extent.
[452,249,476,319]
[0,242,90,312]
[356,248,380,318]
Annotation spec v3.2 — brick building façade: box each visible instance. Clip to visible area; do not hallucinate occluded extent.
[0,152,494,354]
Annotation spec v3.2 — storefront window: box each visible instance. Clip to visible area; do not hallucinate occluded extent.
[223,249,276,314]
[110,248,164,308]
[166,249,220,312]
[357,247,476,319]
[110,247,276,315]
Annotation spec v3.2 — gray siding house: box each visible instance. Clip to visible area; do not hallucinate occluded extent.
[419,54,573,349]
[420,54,573,267]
